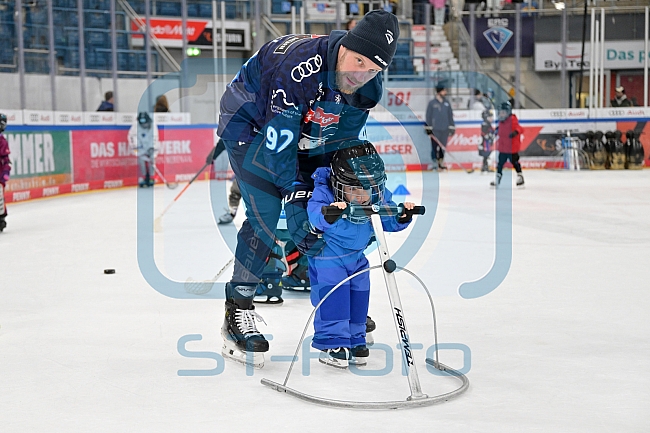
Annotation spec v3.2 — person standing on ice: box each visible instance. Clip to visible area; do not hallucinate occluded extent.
[307,141,414,369]
[129,112,159,188]
[491,102,525,188]
[0,113,10,232]
[214,10,400,368]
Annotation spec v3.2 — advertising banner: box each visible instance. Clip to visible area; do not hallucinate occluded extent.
[535,41,650,71]
[130,18,250,50]
[4,130,72,193]
[72,129,136,183]
[463,16,535,57]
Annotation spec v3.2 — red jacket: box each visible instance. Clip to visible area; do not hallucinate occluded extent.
[496,114,524,153]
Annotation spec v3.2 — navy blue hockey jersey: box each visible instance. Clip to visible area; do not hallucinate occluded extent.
[217,31,384,192]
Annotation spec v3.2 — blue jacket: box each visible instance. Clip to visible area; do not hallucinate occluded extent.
[308,167,411,260]
[217,31,384,193]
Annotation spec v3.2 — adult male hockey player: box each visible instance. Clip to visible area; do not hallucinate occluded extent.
[216,9,399,367]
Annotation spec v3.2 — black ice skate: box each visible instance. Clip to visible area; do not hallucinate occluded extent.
[350,345,369,366]
[254,248,285,304]
[437,158,447,170]
[490,173,502,188]
[221,298,269,369]
[516,173,525,188]
[217,209,235,224]
[366,316,376,346]
[319,347,350,369]
[0,216,6,232]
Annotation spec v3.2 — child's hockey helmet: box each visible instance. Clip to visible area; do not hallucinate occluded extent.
[330,141,386,223]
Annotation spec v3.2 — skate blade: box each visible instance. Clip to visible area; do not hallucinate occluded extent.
[318,355,348,369]
[253,295,284,305]
[349,356,368,366]
[222,341,265,369]
[366,332,374,346]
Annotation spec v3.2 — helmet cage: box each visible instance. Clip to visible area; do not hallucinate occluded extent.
[330,145,386,224]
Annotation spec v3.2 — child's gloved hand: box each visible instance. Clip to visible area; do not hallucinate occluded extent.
[399,202,416,222]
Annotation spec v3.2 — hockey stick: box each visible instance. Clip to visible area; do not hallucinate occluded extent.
[428,133,475,174]
[184,255,235,295]
[153,159,212,232]
[154,165,179,189]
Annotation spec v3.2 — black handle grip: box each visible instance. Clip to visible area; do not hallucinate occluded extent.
[321,204,425,222]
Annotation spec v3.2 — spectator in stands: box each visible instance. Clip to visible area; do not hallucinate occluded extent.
[425,83,455,170]
[431,0,446,26]
[96,91,114,112]
[611,86,633,107]
[154,95,170,112]
[346,19,357,30]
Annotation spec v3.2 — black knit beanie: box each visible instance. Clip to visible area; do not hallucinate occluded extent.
[340,10,399,70]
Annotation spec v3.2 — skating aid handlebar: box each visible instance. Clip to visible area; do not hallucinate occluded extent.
[321,204,425,224]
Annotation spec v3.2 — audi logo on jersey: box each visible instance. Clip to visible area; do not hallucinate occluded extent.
[291,54,323,82]
[304,106,340,127]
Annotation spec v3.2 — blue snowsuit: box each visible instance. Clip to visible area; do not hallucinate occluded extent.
[307,167,411,350]
[216,31,384,291]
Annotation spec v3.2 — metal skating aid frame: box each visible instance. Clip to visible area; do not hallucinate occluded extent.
[261,205,469,409]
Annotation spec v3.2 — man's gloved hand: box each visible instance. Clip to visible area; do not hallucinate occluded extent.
[284,184,326,256]
[509,131,519,138]
[448,125,456,136]
[206,139,226,164]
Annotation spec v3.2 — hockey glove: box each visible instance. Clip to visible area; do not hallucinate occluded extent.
[509,131,519,138]
[284,184,326,256]
[424,126,433,135]
[448,126,456,136]
[206,139,226,164]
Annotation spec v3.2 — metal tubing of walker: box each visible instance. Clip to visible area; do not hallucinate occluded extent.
[261,205,469,409]
[370,213,426,400]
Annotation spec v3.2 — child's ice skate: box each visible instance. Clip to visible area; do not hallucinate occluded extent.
[221,295,269,369]
[490,173,502,188]
[350,345,369,366]
[319,347,350,369]
[366,316,376,346]
[516,173,525,188]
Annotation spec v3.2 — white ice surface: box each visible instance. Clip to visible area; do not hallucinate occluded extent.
[2,169,649,432]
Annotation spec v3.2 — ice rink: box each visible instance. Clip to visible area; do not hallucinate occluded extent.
[2,169,649,432]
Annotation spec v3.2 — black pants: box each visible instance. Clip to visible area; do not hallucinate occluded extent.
[496,152,522,174]
[431,130,448,161]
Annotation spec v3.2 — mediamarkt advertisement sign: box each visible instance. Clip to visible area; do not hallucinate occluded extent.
[130,18,250,50]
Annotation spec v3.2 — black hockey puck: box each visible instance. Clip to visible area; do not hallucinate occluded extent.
[104,269,116,274]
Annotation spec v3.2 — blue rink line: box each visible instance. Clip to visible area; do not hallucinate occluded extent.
[5,123,219,132]
[5,118,648,133]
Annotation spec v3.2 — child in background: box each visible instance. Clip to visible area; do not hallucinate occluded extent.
[307,141,414,369]
[491,102,525,188]
[0,113,10,232]
[479,109,495,173]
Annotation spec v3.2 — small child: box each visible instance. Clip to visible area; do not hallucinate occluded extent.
[128,112,158,187]
[478,109,495,173]
[307,141,414,369]
[0,113,10,232]
[491,102,525,188]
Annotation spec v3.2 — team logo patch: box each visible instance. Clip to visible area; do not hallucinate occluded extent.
[291,54,322,82]
[483,27,513,54]
[304,106,340,127]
